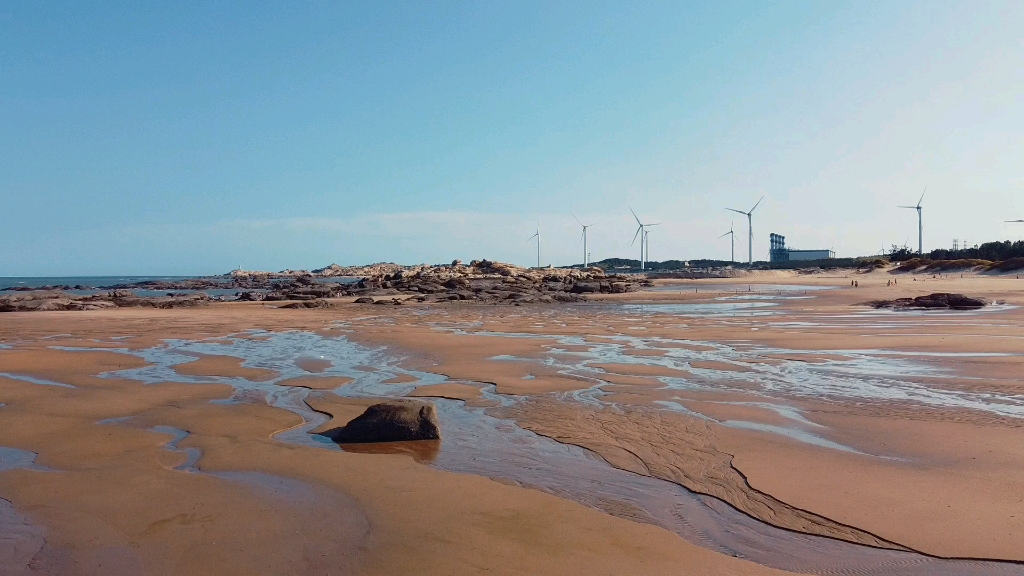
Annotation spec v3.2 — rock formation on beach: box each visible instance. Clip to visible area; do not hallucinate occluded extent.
[1,260,642,312]
[0,290,211,312]
[865,292,987,310]
[241,259,641,305]
[320,399,441,443]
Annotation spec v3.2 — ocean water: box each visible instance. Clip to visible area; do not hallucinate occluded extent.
[0,276,248,297]
[0,276,200,290]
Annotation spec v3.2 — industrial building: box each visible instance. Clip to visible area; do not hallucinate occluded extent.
[769,233,835,262]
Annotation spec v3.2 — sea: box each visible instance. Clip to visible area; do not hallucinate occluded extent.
[0,275,359,297]
[0,276,231,297]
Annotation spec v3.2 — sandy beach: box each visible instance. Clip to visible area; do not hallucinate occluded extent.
[3,270,1024,575]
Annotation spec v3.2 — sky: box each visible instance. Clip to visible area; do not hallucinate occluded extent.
[2,1,1023,275]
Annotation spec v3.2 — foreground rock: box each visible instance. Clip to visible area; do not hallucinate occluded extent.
[320,400,441,443]
[865,293,987,310]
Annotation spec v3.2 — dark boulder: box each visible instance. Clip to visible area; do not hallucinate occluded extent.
[569,282,600,294]
[236,291,266,301]
[323,400,441,443]
[866,293,987,310]
[353,297,375,304]
[916,293,986,309]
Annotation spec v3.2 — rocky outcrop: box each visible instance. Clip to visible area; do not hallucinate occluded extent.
[0,291,211,313]
[340,259,639,305]
[865,293,987,310]
[320,400,441,443]
[229,260,640,304]
[4,259,642,310]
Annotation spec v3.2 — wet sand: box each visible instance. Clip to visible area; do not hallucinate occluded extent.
[2,271,1024,573]
[0,309,793,576]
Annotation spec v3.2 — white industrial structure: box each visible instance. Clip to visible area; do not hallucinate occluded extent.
[788,249,836,261]
[770,233,834,262]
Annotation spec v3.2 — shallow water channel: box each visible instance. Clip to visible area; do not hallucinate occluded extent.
[72,329,1024,575]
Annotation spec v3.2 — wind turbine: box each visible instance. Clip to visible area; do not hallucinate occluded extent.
[1007,218,1024,238]
[719,222,735,263]
[629,208,659,271]
[898,187,926,254]
[527,223,541,268]
[572,212,592,268]
[726,196,764,264]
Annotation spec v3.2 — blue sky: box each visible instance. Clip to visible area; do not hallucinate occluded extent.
[2,1,1023,275]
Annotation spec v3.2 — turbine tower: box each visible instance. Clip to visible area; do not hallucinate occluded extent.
[898,187,926,254]
[719,222,735,263]
[630,208,659,271]
[726,196,764,264]
[572,212,592,268]
[527,223,541,268]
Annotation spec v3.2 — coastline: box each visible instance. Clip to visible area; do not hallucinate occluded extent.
[2,271,1023,574]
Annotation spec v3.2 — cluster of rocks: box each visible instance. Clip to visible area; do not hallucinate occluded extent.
[0,290,212,313]
[2,260,643,312]
[232,260,641,306]
[342,259,640,305]
[865,293,987,310]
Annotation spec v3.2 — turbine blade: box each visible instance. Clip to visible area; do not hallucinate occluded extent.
[631,225,642,245]
[749,195,764,213]
[629,207,642,227]
[647,223,661,226]
[1006,220,1024,223]
[897,206,917,209]
[918,186,926,207]
[718,231,731,238]
[726,208,747,215]
[571,212,583,227]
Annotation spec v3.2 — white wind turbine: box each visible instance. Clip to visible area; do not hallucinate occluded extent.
[898,187,926,255]
[571,212,592,268]
[1008,219,1024,240]
[629,208,659,271]
[527,222,541,268]
[726,196,764,264]
[719,222,735,263]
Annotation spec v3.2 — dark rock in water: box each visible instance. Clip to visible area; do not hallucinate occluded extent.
[323,400,441,443]
[236,291,266,301]
[866,293,987,310]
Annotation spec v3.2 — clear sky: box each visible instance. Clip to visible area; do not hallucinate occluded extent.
[2,1,1023,275]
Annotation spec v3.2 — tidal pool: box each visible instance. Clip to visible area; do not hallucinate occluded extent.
[56,331,1024,575]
